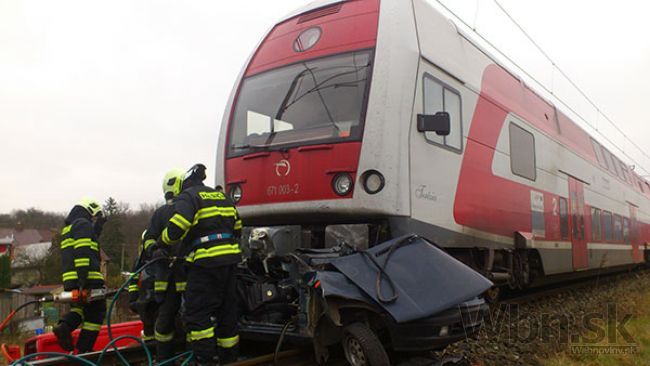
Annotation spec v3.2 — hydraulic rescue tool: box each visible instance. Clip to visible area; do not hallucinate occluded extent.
[0,288,114,333]
[48,288,112,304]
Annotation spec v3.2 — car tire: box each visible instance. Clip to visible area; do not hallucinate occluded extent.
[342,323,390,366]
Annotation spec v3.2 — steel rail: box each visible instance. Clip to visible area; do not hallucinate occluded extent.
[23,346,311,366]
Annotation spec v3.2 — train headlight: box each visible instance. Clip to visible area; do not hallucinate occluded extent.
[228,184,243,203]
[362,170,385,194]
[332,173,353,196]
[293,27,322,52]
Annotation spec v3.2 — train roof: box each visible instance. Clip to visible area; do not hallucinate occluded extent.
[280,0,348,23]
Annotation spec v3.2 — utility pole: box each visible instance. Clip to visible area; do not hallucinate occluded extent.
[120,243,125,272]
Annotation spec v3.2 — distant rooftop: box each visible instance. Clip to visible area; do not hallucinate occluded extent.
[0,226,55,246]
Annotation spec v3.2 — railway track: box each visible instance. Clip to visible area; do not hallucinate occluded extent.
[19,342,444,366]
[23,346,315,366]
[230,349,314,366]
[498,266,648,306]
[499,279,597,306]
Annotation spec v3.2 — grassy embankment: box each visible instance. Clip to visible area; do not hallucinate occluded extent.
[545,276,650,366]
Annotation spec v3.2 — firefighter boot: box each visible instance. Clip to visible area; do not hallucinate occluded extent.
[156,341,175,363]
[53,322,74,352]
[193,356,218,366]
[218,345,238,365]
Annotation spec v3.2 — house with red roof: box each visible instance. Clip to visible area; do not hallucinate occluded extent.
[0,224,45,245]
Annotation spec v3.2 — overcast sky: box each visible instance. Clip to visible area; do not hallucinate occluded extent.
[1,0,649,213]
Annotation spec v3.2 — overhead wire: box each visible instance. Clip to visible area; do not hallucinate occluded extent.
[491,0,650,171]
[432,0,650,176]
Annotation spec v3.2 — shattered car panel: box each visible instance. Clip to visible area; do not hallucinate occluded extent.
[326,235,493,322]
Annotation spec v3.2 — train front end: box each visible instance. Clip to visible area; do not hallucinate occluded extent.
[217,0,421,245]
[216,0,490,362]
[217,0,385,224]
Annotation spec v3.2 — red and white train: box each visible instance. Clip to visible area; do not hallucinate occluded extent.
[9,1,649,365]
[216,0,649,288]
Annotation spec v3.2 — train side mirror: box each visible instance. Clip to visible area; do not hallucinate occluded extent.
[417,112,450,136]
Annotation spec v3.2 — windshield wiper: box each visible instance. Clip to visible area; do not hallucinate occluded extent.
[275,64,370,124]
[303,63,337,130]
[275,68,311,121]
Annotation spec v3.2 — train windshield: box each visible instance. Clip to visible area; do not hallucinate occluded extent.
[228,50,372,157]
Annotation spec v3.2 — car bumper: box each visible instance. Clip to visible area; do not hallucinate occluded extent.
[386,298,488,351]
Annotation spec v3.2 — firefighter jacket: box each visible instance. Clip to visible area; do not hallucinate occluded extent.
[161,183,242,267]
[60,206,104,291]
[129,203,186,303]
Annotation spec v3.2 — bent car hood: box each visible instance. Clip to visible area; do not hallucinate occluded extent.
[317,235,493,323]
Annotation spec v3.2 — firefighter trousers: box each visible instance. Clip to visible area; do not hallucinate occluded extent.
[137,300,159,342]
[184,264,239,363]
[154,286,184,361]
[61,299,106,353]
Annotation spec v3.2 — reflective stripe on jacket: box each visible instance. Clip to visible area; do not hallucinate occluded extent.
[162,184,242,267]
[60,206,103,291]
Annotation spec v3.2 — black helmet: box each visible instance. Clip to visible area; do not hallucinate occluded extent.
[182,163,207,190]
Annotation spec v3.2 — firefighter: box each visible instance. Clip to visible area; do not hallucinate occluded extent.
[145,168,188,362]
[53,198,107,354]
[127,231,157,343]
[156,163,242,365]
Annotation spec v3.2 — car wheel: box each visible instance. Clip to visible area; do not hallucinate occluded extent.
[342,323,390,366]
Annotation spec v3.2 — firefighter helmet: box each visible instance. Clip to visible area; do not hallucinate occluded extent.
[79,198,103,217]
[183,163,207,185]
[163,168,185,200]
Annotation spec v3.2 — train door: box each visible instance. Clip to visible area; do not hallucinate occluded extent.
[409,60,468,237]
[629,204,643,263]
[568,177,588,269]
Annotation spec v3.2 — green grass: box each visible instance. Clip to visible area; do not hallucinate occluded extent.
[544,286,650,366]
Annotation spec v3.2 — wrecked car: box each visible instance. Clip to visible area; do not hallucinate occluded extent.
[236,226,492,366]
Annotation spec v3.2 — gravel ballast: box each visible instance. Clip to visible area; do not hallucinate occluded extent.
[432,270,650,366]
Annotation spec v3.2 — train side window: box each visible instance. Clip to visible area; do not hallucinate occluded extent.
[509,123,536,181]
[623,217,630,243]
[591,208,602,241]
[600,145,612,170]
[612,158,623,180]
[619,162,630,183]
[600,145,609,170]
[605,150,617,175]
[559,197,569,240]
[613,215,623,242]
[422,74,463,152]
[614,157,627,182]
[444,89,462,150]
[602,211,613,242]
[591,139,607,169]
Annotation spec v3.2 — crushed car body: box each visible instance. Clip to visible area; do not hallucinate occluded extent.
[236,228,493,361]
